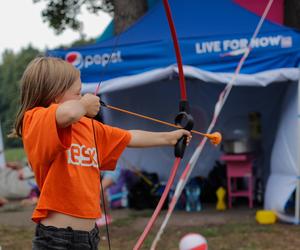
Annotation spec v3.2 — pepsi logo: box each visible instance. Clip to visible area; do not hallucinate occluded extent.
[64,51,123,69]
[65,52,83,69]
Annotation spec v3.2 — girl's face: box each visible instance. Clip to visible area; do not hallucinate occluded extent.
[58,78,82,103]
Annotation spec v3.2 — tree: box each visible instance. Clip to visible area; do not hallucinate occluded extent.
[36,0,300,35]
[112,0,147,34]
[0,31,102,149]
[284,0,300,30]
[0,46,41,148]
[33,0,148,35]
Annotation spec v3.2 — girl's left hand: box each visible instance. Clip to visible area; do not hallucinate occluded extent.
[168,129,192,145]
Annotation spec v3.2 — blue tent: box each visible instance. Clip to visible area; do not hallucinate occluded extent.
[48,0,300,223]
[49,0,300,86]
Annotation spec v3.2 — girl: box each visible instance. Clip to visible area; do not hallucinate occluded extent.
[14,57,191,250]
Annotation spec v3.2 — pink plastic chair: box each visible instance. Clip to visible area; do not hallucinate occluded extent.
[221,154,254,208]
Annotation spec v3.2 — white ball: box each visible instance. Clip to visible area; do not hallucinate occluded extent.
[179,233,208,250]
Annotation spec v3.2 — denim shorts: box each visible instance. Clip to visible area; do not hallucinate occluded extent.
[32,223,100,250]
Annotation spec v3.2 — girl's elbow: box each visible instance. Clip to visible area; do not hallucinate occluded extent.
[56,108,80,128]
[127,136,138,148]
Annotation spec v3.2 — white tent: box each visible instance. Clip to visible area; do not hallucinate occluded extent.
[101,72,299,223]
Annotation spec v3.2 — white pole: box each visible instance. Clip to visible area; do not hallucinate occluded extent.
[0,122,6,169]
[296,67,300,224]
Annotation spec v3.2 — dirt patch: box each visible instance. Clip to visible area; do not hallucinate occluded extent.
[0,205,300,250]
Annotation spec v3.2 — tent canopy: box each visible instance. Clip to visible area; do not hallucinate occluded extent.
[48,0,300,88]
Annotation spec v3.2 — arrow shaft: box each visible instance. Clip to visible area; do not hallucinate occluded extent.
[105,104,204,136]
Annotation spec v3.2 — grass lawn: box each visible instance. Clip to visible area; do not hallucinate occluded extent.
[1,208,300,250]
[4,148,25,161]
[1,149,299,250]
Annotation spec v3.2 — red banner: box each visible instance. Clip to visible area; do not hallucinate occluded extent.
[234,0,283,24]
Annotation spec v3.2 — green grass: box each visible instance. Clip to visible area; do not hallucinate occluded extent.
[4,148,25,161]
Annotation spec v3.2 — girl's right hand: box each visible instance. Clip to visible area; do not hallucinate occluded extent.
[80,94,100,117]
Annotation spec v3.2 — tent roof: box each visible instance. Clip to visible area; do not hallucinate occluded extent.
[93,0,288,46]
[48,0,300,85]
[69,0,290,47]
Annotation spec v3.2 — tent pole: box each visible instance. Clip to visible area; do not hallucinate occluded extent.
[296,66,300,224]
[0,122,6,169]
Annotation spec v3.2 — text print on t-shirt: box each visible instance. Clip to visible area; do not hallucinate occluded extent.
[67,143,98,168]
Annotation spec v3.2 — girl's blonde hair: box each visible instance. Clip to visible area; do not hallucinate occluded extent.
[14,57,80,137]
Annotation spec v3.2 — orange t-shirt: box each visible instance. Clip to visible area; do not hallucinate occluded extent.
[22,104,131,223]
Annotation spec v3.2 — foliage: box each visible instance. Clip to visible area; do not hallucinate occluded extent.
[33,0,114,34]
[0,46,41,148]
[284,0,300,30]
[0,33,99,150]
[4,148,26,161]
[70,37,96,47]
[33,0,300,39]
[33,0,148,35]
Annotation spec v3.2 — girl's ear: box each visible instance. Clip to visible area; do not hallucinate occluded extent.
[54,95,61,103]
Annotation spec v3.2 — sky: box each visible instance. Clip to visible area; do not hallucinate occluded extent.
[0,0,112,57]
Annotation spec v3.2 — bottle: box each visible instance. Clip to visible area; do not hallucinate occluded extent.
[121,185,128,208]
[255,179,263,206]
[216,187,226,211]
[185,184,201,212]
[249,112,262,140]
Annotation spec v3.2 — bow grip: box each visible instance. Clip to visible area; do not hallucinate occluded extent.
[94,100,107,122]
[175,136,187,158]
[174,107,194,158]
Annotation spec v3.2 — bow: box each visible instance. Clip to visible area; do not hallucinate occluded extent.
[133,0,192,249]
[150,0,275,248]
